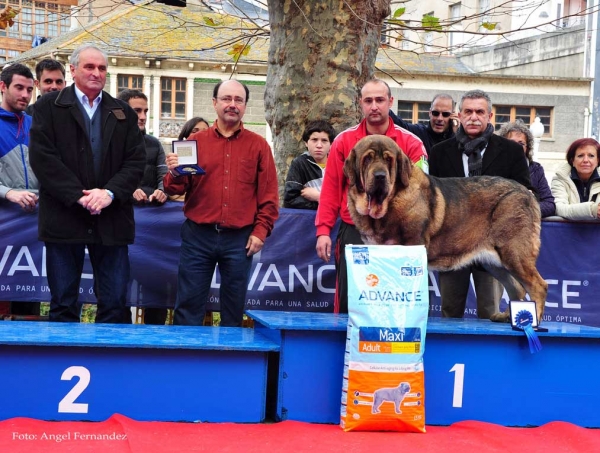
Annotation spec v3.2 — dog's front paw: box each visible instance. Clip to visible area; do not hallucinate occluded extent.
[489,311,510,323]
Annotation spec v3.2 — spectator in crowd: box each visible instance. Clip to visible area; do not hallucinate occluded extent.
[117,89,167,206]
[283,120,336,209]
[429,89,531,320]
[498,120,555,218]
[117,89,168,325]
[26,59,65,115]
[315,79,428,314]
[29,44,145,323]
[389,93,458,153]
[551,138,600,221]
[178,117,210,141]
[168,118,210,203]
[0,63,40,317]
[0,64,37,210]
[164,80,279,327]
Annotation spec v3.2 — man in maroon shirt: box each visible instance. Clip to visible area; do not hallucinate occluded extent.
[164,80,279,327]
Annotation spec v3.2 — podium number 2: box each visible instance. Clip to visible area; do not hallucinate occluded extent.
[58,366,90,413]
[450,363,465,408]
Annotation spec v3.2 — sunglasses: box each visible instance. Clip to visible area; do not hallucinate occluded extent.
[430,111,452,118]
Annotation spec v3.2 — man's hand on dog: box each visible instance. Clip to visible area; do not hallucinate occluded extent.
[316,235,332,263]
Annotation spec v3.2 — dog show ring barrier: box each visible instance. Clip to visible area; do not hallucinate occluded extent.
[2,204,600,425]
[247,310,600,427]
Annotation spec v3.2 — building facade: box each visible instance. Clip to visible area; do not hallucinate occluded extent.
[1,1,592,175]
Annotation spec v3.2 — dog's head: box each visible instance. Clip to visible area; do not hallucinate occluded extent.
[398,382,411,394]
[343,135,412,219]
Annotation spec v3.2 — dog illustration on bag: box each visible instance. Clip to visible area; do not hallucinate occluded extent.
[372,382,411,414]
[353,382,414,415]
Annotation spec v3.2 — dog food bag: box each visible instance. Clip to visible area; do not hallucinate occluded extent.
[341,245,428,433]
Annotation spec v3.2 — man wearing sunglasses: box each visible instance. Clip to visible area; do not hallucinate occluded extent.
[390,93,458,153]
[428,89,531,321]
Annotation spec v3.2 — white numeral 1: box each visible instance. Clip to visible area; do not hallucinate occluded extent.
[58,366,90,413]
[449,363,465,408]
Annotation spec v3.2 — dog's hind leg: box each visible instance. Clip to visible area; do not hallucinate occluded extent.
[372,395,382,414]
[481,265,526,323]
[488,254,548,324]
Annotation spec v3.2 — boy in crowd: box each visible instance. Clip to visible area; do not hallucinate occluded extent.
[283,120,336,209]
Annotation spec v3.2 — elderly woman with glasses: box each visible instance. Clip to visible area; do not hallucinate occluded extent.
[497,120,556,218]
[550,137,600,221]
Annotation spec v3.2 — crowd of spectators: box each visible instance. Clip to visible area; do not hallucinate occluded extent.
[2,54,598,325]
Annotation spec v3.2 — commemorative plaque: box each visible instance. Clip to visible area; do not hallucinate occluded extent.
[172,140,205,176]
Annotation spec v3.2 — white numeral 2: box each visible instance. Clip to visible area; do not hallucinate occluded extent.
[58,366,90,413]
[449,363,465,408]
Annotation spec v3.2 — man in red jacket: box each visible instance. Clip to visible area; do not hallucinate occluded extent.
[315,79,428,313]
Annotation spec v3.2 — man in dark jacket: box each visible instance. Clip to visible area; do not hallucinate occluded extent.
[29,44,145,324]
[117,89,167,205]
[429,89,532,321]
[283,120,335,209]
[390,93,458,153]
[117,89,167,325]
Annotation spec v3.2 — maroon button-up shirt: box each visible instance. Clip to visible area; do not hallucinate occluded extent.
[164,123,279,241]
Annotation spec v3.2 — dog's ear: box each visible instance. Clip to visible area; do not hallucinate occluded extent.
[344,147,364,192]
[395,147,412,190]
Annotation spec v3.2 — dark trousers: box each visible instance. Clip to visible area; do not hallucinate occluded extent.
[173,220,253,327]
[144,307,168,325]
[45,242,131,323]
[334,221,364,314]
[439,266,503,319]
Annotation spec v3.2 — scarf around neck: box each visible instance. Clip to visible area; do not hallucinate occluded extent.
[455,123,495,177]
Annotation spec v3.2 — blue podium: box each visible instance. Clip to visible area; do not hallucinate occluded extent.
[247,310,600,427]
[0,322,279,422]
[252,312,348,423]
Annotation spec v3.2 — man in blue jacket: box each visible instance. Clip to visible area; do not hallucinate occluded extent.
[0,63,37,210]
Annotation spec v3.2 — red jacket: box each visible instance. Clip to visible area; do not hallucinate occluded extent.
[315,118,427,237]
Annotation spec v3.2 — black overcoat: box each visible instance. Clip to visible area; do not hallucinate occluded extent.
[30,85,146,245]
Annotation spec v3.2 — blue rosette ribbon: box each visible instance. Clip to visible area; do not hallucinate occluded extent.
[515,310,542,354]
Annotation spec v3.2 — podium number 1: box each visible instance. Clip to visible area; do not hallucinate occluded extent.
[450,363,465,408]
[58,366,90,413]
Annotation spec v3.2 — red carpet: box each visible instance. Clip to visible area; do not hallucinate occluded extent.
[0,414,598,452]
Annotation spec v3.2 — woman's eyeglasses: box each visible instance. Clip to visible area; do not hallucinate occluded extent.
[430,111,452,118]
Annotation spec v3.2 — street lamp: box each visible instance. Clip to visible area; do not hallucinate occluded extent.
[529,117,544,162]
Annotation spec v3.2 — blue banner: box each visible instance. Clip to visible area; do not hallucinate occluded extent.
[0,200,598,326]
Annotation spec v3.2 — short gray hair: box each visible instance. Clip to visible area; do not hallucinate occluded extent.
[497,119,534,162]
[69,44,108,67]
[458,89,492,113]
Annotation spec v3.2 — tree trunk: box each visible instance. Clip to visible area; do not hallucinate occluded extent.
[265,0,391,198]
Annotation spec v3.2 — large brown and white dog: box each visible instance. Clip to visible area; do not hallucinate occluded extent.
[343,135,548,323]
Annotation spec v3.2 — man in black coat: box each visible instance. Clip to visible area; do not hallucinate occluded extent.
[117,89,168,325]
[429,89,531,320]
[390,93,458,153]
[117,89,167,205]
[29,44,145,323]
